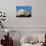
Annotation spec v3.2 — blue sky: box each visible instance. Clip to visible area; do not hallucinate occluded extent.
[16,6,32,12]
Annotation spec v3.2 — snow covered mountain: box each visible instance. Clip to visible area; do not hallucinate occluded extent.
[16,9,31,17]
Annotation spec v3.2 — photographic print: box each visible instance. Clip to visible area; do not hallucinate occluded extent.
[16,6,32,17]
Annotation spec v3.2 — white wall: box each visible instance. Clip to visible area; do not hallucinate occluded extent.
[0,0,46,27]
